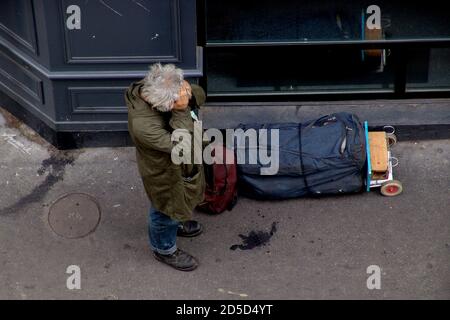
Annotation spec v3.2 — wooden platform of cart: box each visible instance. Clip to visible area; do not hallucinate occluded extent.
[368,131,388,174]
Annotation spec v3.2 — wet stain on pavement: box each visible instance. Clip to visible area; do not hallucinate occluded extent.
[37,151,76,176]
[230,222,278,251]
[0,150,79,215]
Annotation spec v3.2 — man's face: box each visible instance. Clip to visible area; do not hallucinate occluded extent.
[173,80,192,110]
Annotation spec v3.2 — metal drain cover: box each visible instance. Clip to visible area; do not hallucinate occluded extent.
[48,193,101,239]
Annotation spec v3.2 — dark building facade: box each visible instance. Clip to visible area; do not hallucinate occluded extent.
[1,1,449,147]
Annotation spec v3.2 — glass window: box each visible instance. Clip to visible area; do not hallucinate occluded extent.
[406,48,450,90]
[206,0,450,44]
[206,47,394,95]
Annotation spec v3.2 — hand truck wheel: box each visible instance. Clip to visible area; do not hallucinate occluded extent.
[380,180,403,197]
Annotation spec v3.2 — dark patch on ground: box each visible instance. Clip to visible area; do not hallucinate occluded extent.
[230,222,278,251]
[0,150,78,215]
[37,151,76,176]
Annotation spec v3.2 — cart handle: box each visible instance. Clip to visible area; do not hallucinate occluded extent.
[383,125,395,135]
[364,121,372,192]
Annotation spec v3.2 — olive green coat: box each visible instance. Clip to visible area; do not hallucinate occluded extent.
[126,80,206,221]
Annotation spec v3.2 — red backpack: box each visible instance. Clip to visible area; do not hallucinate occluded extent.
[197,146,238,214]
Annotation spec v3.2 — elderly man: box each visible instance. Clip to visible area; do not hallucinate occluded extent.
[125,63,206,271]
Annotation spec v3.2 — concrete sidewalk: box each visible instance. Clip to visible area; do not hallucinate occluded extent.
[0,108,449,300]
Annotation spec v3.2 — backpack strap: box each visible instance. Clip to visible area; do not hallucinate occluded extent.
[298,123,310,194]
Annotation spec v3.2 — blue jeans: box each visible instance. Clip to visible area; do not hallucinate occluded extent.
[148,206,179,255]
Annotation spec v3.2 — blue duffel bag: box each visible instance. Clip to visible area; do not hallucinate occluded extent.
[235,112,366,200]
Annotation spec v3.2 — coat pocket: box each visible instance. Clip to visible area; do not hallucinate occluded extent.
[182,169,202,190]
[182,167,204,204]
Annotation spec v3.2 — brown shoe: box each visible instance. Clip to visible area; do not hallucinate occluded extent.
[153,249,199,271]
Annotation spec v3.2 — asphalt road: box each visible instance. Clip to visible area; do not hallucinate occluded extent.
[0,109,449,300]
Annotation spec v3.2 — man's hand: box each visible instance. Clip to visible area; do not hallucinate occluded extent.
[172,81,192,111]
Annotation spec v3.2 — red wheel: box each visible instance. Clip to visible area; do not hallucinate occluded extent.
[380,180,403,197]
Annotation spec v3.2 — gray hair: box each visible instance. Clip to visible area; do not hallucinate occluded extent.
[141,63,184,112]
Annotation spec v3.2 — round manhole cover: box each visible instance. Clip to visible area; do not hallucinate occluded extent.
[48,193,101,239]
